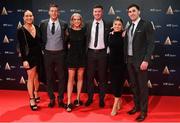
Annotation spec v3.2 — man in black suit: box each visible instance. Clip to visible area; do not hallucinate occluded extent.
[124,4,155,122]
[85,5,111,108]
[39,3,68,108]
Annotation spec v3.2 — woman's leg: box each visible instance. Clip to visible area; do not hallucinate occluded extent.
[27,66,37,110]
[67,68,76,105]
[76,67,85,100]
[111,97,120,116]
[33,68,40,102]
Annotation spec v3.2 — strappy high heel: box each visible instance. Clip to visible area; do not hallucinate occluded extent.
[74,99,83,106]
[34,91,40,103]
[66,103,73,112]
[30,98,38,111]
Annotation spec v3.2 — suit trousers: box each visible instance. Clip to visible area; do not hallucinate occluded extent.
[86,49,107,101]
[127,56,148,113]
[43,50,66,100]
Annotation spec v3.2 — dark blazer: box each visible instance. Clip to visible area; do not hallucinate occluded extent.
[39,19,68,51]
[124,19,155,68]
[85,20,112,51]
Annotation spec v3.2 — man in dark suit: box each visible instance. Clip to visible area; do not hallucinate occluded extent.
[39,3,68,108]
[85,4,111,108]
[124,4,155,122]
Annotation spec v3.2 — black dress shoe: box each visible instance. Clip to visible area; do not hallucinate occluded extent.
[136,112,147,122]
[85,99,93,106]
[127,107,140,115]
[99,100,105,108]
[48,99,55,108]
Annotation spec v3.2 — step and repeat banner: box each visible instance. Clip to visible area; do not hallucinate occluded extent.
[0,0,180,95]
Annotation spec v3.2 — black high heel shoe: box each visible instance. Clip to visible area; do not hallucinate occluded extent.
[74,99,83,106]
[66,103,73,112]
[30,98,38,111]
[35,97,40,103]
[34,91,40,103]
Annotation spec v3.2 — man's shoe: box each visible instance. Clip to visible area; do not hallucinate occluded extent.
[136,112,147,122]
[48,99,55,108]
[99,100,105,108]
[127,107,140,115]
[85,99,93,107]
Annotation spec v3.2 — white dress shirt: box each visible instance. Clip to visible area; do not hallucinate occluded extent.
[89,19,105,49]
[48,18,60,32]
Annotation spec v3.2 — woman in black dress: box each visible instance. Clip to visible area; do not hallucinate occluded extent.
[66,13,86,112]
[108,17,126,116]
[17,10,45,111]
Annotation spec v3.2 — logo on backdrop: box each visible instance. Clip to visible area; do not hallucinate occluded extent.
[17,21,22,29]
[151,54,160,60]
[4,51,15,55]
[166,6,174,15]
[164,53,176,58]
[3,35,10,44]
[108,6,115,15]
[70,9,81,13]
[6,77,16,81]
[38,9,48,13]
[164,36,172,45]
[147,80,152,88]
[163,66,170,75]
[5,62,11,70]
[123,80,130,87]
[148,68,158,72]
[166,24,178,28]
[1,7,8,15]
[19,76,26,84]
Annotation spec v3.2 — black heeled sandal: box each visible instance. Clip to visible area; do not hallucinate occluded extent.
[30,98,38,111]
[35,97,40,103]
[74,99,83,106]
[66,103,73,112]
[34,91,40,103]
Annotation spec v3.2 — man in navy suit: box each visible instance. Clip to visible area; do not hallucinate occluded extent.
[124,4,155,122]
[85,4,111,108]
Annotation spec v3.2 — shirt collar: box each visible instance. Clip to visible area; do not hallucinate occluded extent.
[93,19,103,24]
[132,17,141,25]
[49,18,59,24]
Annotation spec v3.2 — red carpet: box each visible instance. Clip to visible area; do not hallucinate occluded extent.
[0,90,180,122]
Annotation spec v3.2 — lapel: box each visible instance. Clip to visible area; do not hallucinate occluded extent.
[44,19,49,31]
[59,20,63,36]
[133,19,144,40]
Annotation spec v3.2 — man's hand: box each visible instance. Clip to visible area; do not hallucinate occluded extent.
[140,61,148,71]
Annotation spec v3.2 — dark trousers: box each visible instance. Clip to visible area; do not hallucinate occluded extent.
[86,49,107,101]
[43,50,66,100]
[127,57,148,113]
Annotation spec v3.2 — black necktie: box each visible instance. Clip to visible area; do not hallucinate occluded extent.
[94,22,99,48]
[51,22,55,35]
[131,23,135,36]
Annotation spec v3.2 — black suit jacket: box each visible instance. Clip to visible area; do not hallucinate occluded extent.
[124,19,155,68]
[85,20,112,51]
[39,19,68,51]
